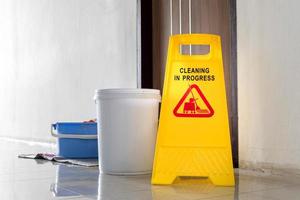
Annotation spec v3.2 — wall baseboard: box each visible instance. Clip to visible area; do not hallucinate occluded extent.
[240,160,300,176]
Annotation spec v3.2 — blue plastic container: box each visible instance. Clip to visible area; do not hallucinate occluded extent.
[51,122,98,158]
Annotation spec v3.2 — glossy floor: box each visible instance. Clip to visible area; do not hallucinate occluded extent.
[1,138,300,200]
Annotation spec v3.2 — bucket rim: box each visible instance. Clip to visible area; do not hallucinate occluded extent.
[94,88,161,101]
[95,88,160,95]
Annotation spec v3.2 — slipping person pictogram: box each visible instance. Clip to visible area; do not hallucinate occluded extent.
[173,84,214,117]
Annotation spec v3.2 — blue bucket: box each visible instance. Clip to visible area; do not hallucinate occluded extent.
[51,122,98,158]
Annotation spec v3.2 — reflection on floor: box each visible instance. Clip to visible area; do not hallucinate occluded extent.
[1,138,300,200]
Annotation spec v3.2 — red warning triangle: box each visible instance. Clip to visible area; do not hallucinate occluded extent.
[173,84,214,117]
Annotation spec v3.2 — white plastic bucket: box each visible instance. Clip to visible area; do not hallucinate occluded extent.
[94,88,161,175]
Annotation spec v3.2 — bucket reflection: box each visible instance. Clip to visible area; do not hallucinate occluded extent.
[50,164,99,198]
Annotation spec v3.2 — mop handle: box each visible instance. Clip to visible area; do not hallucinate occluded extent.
[173,0,193,54]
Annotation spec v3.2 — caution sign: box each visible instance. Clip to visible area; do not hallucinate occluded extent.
[173,84,214,117]
[152,34,235,186]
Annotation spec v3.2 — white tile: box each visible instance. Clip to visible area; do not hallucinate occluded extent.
[1,139,300,200]
[200,193,276,200]
[0,178,81,200]
[252,185,300,200]
[151,184,235,200]
[235,174,293,192]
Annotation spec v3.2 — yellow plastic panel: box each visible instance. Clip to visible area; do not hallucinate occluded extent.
[151,34,235,186]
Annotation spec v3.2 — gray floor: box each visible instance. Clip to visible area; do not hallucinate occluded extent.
[1,139,300,200]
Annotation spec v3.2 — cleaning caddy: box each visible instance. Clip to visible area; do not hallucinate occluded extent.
[51,122,98,158]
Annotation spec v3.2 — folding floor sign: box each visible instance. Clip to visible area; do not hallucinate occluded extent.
[151,34,235,186]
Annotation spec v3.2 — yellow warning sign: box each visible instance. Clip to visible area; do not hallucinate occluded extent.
[151,34,235,186]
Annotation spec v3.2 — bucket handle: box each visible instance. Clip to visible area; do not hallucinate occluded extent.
[51,124,97,140]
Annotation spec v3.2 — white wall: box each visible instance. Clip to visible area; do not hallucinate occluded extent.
[238,0,300,170]
[0,0,138,142]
